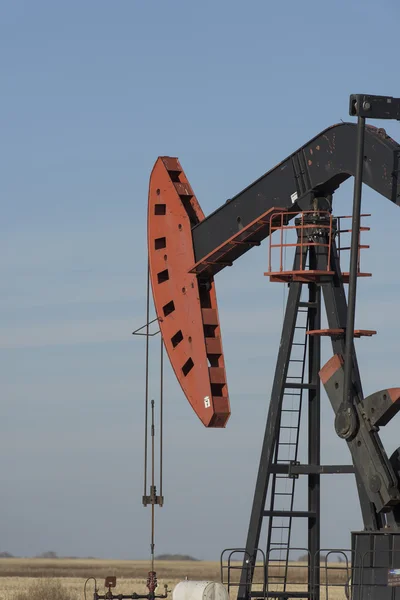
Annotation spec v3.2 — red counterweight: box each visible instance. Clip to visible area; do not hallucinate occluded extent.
[148,157,230,428]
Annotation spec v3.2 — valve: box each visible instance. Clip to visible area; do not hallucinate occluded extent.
[92,574,169,600]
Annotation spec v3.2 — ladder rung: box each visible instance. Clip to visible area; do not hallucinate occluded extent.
[284,383,316,389]
[299,301,317,308]
[282,409,300,413]
[269,541,288,545]
[268,559,291,563]
[264,510,317,518]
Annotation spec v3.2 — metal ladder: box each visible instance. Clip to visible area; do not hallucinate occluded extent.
[265,296,310,592]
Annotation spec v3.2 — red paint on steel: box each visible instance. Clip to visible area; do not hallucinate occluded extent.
[319,354,344,385]
[342,272,372,283]
[388,389,400,404]
[148,157,230,428]
[307,329,377,338]
[266,270,335,283]
[307,329,346,337]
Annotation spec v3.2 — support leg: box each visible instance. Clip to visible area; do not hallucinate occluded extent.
[307,249,321,600]
[237,253,305,600]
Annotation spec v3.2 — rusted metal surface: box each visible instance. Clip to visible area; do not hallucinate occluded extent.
[307,329,376,338]
[147,572,157,594]
[267,269,335,283]
[94,573,169,600]
[148,157,230,428]
[105,577,116,589]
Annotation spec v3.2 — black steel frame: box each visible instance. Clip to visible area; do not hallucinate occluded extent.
[191,122,400,265]
[145,93,400,600]
[217,95,400,600]
[236,219,383,600]
[307,246,321,600]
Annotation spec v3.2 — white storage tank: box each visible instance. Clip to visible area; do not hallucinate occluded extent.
[173,581,229,600]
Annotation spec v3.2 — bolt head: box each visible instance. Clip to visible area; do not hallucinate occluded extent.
[369,474,381,493]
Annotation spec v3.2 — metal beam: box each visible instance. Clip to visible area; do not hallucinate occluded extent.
[191,123,400,264]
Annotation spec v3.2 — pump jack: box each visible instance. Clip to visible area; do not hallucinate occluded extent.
[146,95,400,599]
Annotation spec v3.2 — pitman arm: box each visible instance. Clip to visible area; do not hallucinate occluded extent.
[321,354,400,513]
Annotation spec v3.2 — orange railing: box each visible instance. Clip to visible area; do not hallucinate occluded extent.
[267,211,334,275]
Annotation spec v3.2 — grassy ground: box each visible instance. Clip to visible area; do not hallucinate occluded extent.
[0,559,221,580]
[0,559,350,600]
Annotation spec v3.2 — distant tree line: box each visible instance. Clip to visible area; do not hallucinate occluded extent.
[155,554,199,561]
[0,551,201,561]
[0,551,92,559]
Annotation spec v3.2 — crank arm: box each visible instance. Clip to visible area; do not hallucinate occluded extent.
[320,354,400,512]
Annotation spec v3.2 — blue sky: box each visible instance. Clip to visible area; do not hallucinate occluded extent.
[2,0,400,561]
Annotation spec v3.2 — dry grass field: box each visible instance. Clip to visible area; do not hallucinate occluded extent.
[0,559,350,600]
